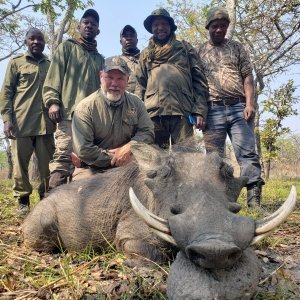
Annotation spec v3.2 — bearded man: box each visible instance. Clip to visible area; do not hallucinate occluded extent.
[71,56,154,180]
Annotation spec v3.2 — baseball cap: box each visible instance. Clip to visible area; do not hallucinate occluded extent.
[82,9,99,24]
[104,56,131,74]
[120,25,137,37]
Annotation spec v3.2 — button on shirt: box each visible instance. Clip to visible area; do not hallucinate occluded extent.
[0,52,55,137]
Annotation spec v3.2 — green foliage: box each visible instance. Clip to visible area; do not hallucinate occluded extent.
[260,80,298,161]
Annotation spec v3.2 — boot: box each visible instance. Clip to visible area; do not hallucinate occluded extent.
[48,171,69,190]
[17,196,30,217]
[247,183,262,208]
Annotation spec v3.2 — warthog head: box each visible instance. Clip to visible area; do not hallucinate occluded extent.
[129,142,296,299]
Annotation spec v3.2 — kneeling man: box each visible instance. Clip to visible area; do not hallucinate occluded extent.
[72,56,154,180]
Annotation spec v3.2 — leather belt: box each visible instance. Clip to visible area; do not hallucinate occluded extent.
[208,97,246,106]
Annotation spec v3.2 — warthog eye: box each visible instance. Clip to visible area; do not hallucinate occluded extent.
[171,204,182,215]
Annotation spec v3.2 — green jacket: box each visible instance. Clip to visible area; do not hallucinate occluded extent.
[43,39,105,120]
[120,53,140,94]
[72,89,154,168]
[135,40,208,119]
[0,52,55,137]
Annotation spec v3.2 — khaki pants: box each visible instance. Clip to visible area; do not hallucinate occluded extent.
[49,120,74,176]
[11,134,55,199]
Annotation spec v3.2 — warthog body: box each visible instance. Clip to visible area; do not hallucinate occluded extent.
[23,142,296,299]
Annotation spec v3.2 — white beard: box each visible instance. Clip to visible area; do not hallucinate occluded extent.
[101,87,122,102]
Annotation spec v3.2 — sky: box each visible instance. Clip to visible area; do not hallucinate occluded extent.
[0,0,299,134]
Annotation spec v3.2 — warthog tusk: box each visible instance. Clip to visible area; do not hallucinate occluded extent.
[129,187,171,234]
[150,228,177,246]
[252,186,297,245]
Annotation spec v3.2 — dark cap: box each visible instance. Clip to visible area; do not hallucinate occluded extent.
[82,9,99,24]
[104,56,131,74]
[120,25,137,37]
[205,7,230,29]
[144,8,177,34]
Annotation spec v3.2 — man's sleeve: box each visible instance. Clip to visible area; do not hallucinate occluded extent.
[0,59,17,122]
[134,53,148,101]
[186,42,209,119]
[239,44,253,79]
[72,107,112,168]
[131,99,154,144]
[43,42,68,108]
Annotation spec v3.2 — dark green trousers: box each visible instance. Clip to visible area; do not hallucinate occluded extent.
[11,134,55,199]
[151,115,193,148]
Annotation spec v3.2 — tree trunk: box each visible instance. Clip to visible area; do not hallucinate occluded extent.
[226,0,237,39]
[5,137,13,179]
[31,153,40,181]
[265,152,271,181]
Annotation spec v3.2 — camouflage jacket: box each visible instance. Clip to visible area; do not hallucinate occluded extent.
[0,52,55,137]
[120,53,140,94]
[197,39,253,101]
[72,89,154,168]
[43,39,105,120]
[135,40,208,119]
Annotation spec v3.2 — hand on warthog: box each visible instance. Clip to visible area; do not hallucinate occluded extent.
[48,104,63,123]
[109,143,134,167]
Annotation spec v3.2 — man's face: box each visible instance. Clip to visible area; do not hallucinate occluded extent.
[151,16,171,41]
[120,29,138,50]
[79,16,99,41]
[25,29,45,58]
[208,19,229,45]
[100,69,129,102]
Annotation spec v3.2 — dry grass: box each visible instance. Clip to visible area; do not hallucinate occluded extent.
[0,176,299,299]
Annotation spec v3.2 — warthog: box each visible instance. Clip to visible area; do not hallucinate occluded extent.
[23,142,296,299]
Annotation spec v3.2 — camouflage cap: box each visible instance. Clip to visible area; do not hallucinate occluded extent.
[103,56,131,74]
[205,7,230,29]
[144,8,177,34]
[120,25,137,37]
[82,8,99,24]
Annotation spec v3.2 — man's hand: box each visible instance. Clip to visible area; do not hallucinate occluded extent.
[109,143,133,167]
[244,104,256,121]
[195,115,206,130]
[49,104,62,123]
[4,121,15,139]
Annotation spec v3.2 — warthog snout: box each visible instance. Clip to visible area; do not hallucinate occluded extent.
[186,240,242,269]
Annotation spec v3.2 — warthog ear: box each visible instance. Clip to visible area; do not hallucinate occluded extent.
[130,141,168,172]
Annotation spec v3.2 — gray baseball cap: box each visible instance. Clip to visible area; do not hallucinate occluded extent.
[103,56,131,74]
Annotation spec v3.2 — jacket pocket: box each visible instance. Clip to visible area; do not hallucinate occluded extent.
[18,70,36,88]
[144,87,158,111]
[123,112,138,138]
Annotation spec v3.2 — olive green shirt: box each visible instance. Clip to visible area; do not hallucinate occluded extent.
[72,89,154,168]
[43,39,105,120]
[120,53,140,94]
[135,40,208,119]
[197,39,253,101]
[0,52,55,137]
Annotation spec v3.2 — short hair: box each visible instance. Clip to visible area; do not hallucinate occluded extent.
[25,27,43,38]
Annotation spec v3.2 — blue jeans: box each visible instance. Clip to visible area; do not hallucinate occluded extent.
[204,102,264,186]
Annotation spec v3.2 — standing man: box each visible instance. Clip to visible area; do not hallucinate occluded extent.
[72,56,154,180]
[120,25,140,93]
[198,7,265,207]
[135,8,208,148]
[0,28,55,214]
[43,9,105,190]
